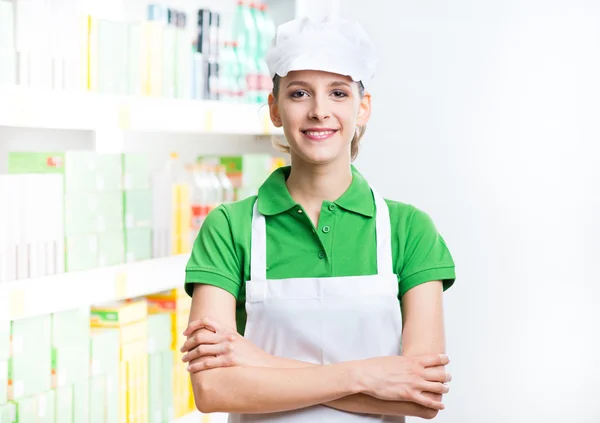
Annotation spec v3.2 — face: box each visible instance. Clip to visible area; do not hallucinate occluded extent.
[268,70,371,166]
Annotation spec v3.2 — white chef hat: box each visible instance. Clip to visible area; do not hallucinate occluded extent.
[264,16,378,89]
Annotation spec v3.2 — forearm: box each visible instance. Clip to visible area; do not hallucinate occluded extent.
[191,360,359,414]
[270,356,429,418]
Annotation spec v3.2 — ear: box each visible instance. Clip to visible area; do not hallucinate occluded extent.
[268,93,282,128]
[357,92,372,126]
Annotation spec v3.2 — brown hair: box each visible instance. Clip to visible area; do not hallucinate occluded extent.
[271,75,367,162]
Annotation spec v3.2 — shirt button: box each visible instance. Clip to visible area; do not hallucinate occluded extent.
[322,226,330,233]
[318,251,325,259]
[297,209,303,214]
[328,204,336,211]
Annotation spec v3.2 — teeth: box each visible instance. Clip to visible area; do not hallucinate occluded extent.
[305,130,334,136]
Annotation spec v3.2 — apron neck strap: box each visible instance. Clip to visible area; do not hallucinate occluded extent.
[250,190,395,281]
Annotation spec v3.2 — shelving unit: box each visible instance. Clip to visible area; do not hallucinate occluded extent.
[0,87,282,136]
[0,254,189,322]
[172,411,228,423]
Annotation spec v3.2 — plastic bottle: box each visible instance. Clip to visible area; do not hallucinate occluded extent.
[216,165,235,204]
[206,165,224,210]
[191,163,210,234]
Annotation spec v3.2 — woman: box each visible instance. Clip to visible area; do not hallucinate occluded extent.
[180,15,456,422]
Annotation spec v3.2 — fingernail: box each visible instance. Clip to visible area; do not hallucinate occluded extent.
[187,365,191,371]
[182,355,187,362]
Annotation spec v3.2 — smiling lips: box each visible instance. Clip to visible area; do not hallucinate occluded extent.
[301,128,338,141]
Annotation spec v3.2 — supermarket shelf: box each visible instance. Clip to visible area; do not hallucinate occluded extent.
[172,411,228,423]
[0,254,189,322]
[0,86,283,136]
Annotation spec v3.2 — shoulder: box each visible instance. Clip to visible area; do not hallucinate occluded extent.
[383,198,445,240]
[203,195,257,229]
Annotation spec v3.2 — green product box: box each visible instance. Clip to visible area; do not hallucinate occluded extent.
[90,330,120,377]
[98,232,125,267]
[105,372,118,423]
[160,351,174,422]
[97,191,125,233]
[147,314,171,355]
[65,235,98,272]
[51,344,90,388]
[36,391,55,423]
[0,320,9,361]
[0,360,7,405]
[64,193,101,236]
[52,308,90,350]
[123,190,152,229]
[14,396,35,423]
[89,375,106,423]
[125,228,152,263]
[97,20,129,96]
[0,402,16,423]
[9,316,51,400]
[73,379,89,423]
[122,153,150,190]
[148,354,162,423]
[7,152,99,194]
[54,385,73,423]
[96,154,123,191]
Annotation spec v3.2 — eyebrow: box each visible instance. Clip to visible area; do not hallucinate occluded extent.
[285,80,352,89]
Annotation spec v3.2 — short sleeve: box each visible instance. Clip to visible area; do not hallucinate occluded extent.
[398,208,456,297]
[185,205,242,299]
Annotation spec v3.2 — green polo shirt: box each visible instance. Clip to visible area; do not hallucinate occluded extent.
[185,165,456,334]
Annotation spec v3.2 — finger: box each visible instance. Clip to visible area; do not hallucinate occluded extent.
[182,342,231,363]
[412,392,445,411]
[422,367,452,383]
[419,353,449,368]
[183,317,217,336]
[420,381,450,395]
[187,355,232,373]
[180,331,223,353]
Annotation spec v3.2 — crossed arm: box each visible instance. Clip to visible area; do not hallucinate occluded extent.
[184,281,448,419]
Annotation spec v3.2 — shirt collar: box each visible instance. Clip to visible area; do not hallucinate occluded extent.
[257,165,375,218]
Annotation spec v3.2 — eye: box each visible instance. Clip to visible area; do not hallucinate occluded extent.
[290,90,309,99]
[332,90,348,98]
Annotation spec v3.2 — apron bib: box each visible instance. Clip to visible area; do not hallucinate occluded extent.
[229,191,404,423]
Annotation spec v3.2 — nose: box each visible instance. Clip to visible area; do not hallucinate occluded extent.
[308,96,331,121]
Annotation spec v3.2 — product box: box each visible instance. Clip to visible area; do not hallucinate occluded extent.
[161,351,175,421]
[116,320,148,345]
[123,190,152,229]
[89,375,106,423]
[13,396,35,423]
[96,154,124,191]
[54,385,73,423]
[0,402,16,423]
[9,316,52,400]
[122,154,150,190]
[51,344,90,388]
[97,20,129,96]
[125,228,152,263]
[98,231,125,267]
[91,300,147,328]
[147,289,191,314]
[7,152,99,194]
[64,234,98,272]
[147,314,172,355]
[36,390,55,423]
[90,330,120,377]
[148,350,174,423]
[73,379,90,423]
[51,308,90,350]
[105,371,119,423]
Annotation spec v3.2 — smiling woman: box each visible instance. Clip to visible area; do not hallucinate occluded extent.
[181,15,457,423]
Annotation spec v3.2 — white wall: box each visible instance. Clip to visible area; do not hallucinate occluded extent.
[339,1,600,422]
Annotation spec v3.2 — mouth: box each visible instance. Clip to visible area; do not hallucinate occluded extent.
[301,128,338,141]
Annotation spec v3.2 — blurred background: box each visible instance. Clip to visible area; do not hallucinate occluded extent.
[0,0,598,423]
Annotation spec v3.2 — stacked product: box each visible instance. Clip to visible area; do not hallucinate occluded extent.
[8,152,125,273]
[90,329,120,423]
[51,308,92,423]
[122,154,153,263]
[145,289,192,418]
[146,314,174,423]
[0,319,13,422]
[91,300,149,423]
[7,315,53,422]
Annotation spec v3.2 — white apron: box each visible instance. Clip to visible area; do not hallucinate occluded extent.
[229,191,404,423]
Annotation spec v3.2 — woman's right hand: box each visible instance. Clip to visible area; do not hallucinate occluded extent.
[355,354,451,410]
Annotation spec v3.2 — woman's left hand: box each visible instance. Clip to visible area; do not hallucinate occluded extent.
[180,316,274,372]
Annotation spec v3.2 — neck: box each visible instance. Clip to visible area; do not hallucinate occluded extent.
[286,158,353,211]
